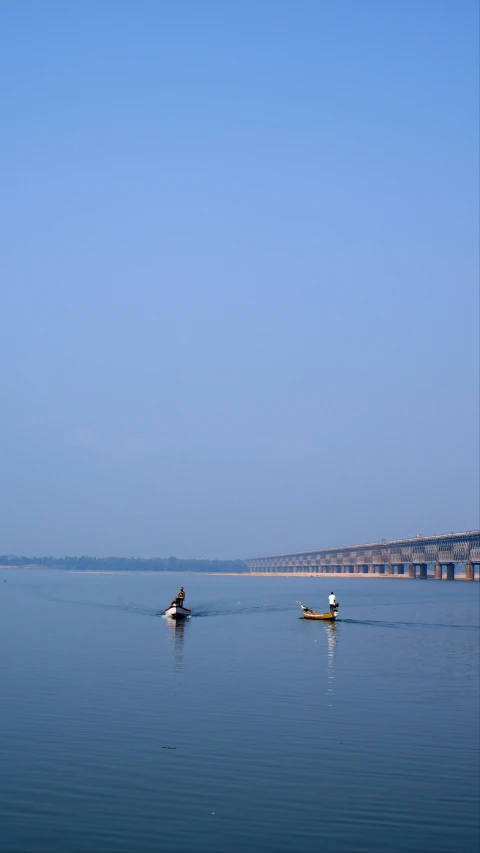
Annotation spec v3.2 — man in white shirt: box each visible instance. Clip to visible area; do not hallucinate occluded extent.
[328,592,337,614]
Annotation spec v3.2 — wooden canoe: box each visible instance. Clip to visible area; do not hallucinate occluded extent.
[297,601,338,620]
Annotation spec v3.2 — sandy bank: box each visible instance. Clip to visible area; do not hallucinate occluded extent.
[0,567,472,580]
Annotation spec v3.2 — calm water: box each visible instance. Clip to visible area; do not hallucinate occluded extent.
[0,571,478,853]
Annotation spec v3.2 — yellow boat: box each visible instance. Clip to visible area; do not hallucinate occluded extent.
[297,601,339,620]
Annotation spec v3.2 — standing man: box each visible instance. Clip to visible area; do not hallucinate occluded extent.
[177,586,186,606]
[328,591,337,613]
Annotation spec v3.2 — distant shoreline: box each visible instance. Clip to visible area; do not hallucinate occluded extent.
[0,566,472,579]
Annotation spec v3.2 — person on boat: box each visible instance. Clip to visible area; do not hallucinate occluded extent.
[329,592,337,614]
[168,587,186,608]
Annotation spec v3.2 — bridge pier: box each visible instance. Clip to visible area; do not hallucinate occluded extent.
[397,564,404,574]
[341,565,346,573]
[418,563,427,579]
[435,563,442,580]
[466,562,474,581]
[387,564,394,575]
[446,563,455,580]
[378,564,385,574]
[354,565,359,573]
[408,563,416,579]
[369,564,375,574]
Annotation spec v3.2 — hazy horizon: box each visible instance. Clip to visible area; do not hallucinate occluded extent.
[2,1,479,559]
[1,528,479,563]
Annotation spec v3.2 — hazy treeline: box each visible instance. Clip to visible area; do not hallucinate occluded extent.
[0,555,248,573]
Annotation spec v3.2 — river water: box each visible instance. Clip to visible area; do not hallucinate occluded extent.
[0,570,478,853]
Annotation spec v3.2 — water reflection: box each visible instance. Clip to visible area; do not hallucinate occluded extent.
[325,623,338,706]
[165,617,187,670]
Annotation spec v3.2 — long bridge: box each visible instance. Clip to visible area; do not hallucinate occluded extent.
[246,531,480,580]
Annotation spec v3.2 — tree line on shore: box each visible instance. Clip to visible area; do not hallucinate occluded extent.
[0,555,248,572]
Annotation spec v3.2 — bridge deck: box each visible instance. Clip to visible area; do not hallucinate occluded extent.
[246,532,480,579]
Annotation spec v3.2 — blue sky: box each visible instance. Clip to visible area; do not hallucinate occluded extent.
[1,0,478,558]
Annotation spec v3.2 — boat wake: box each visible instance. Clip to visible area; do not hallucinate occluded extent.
[191,602,295,619]
[340,617,476,631]
[34,593,292,621]
[34,592,164,619]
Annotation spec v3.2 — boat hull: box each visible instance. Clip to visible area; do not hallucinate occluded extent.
[165,604,190,619]
[297,601,338,620]
[302,611,337,620]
